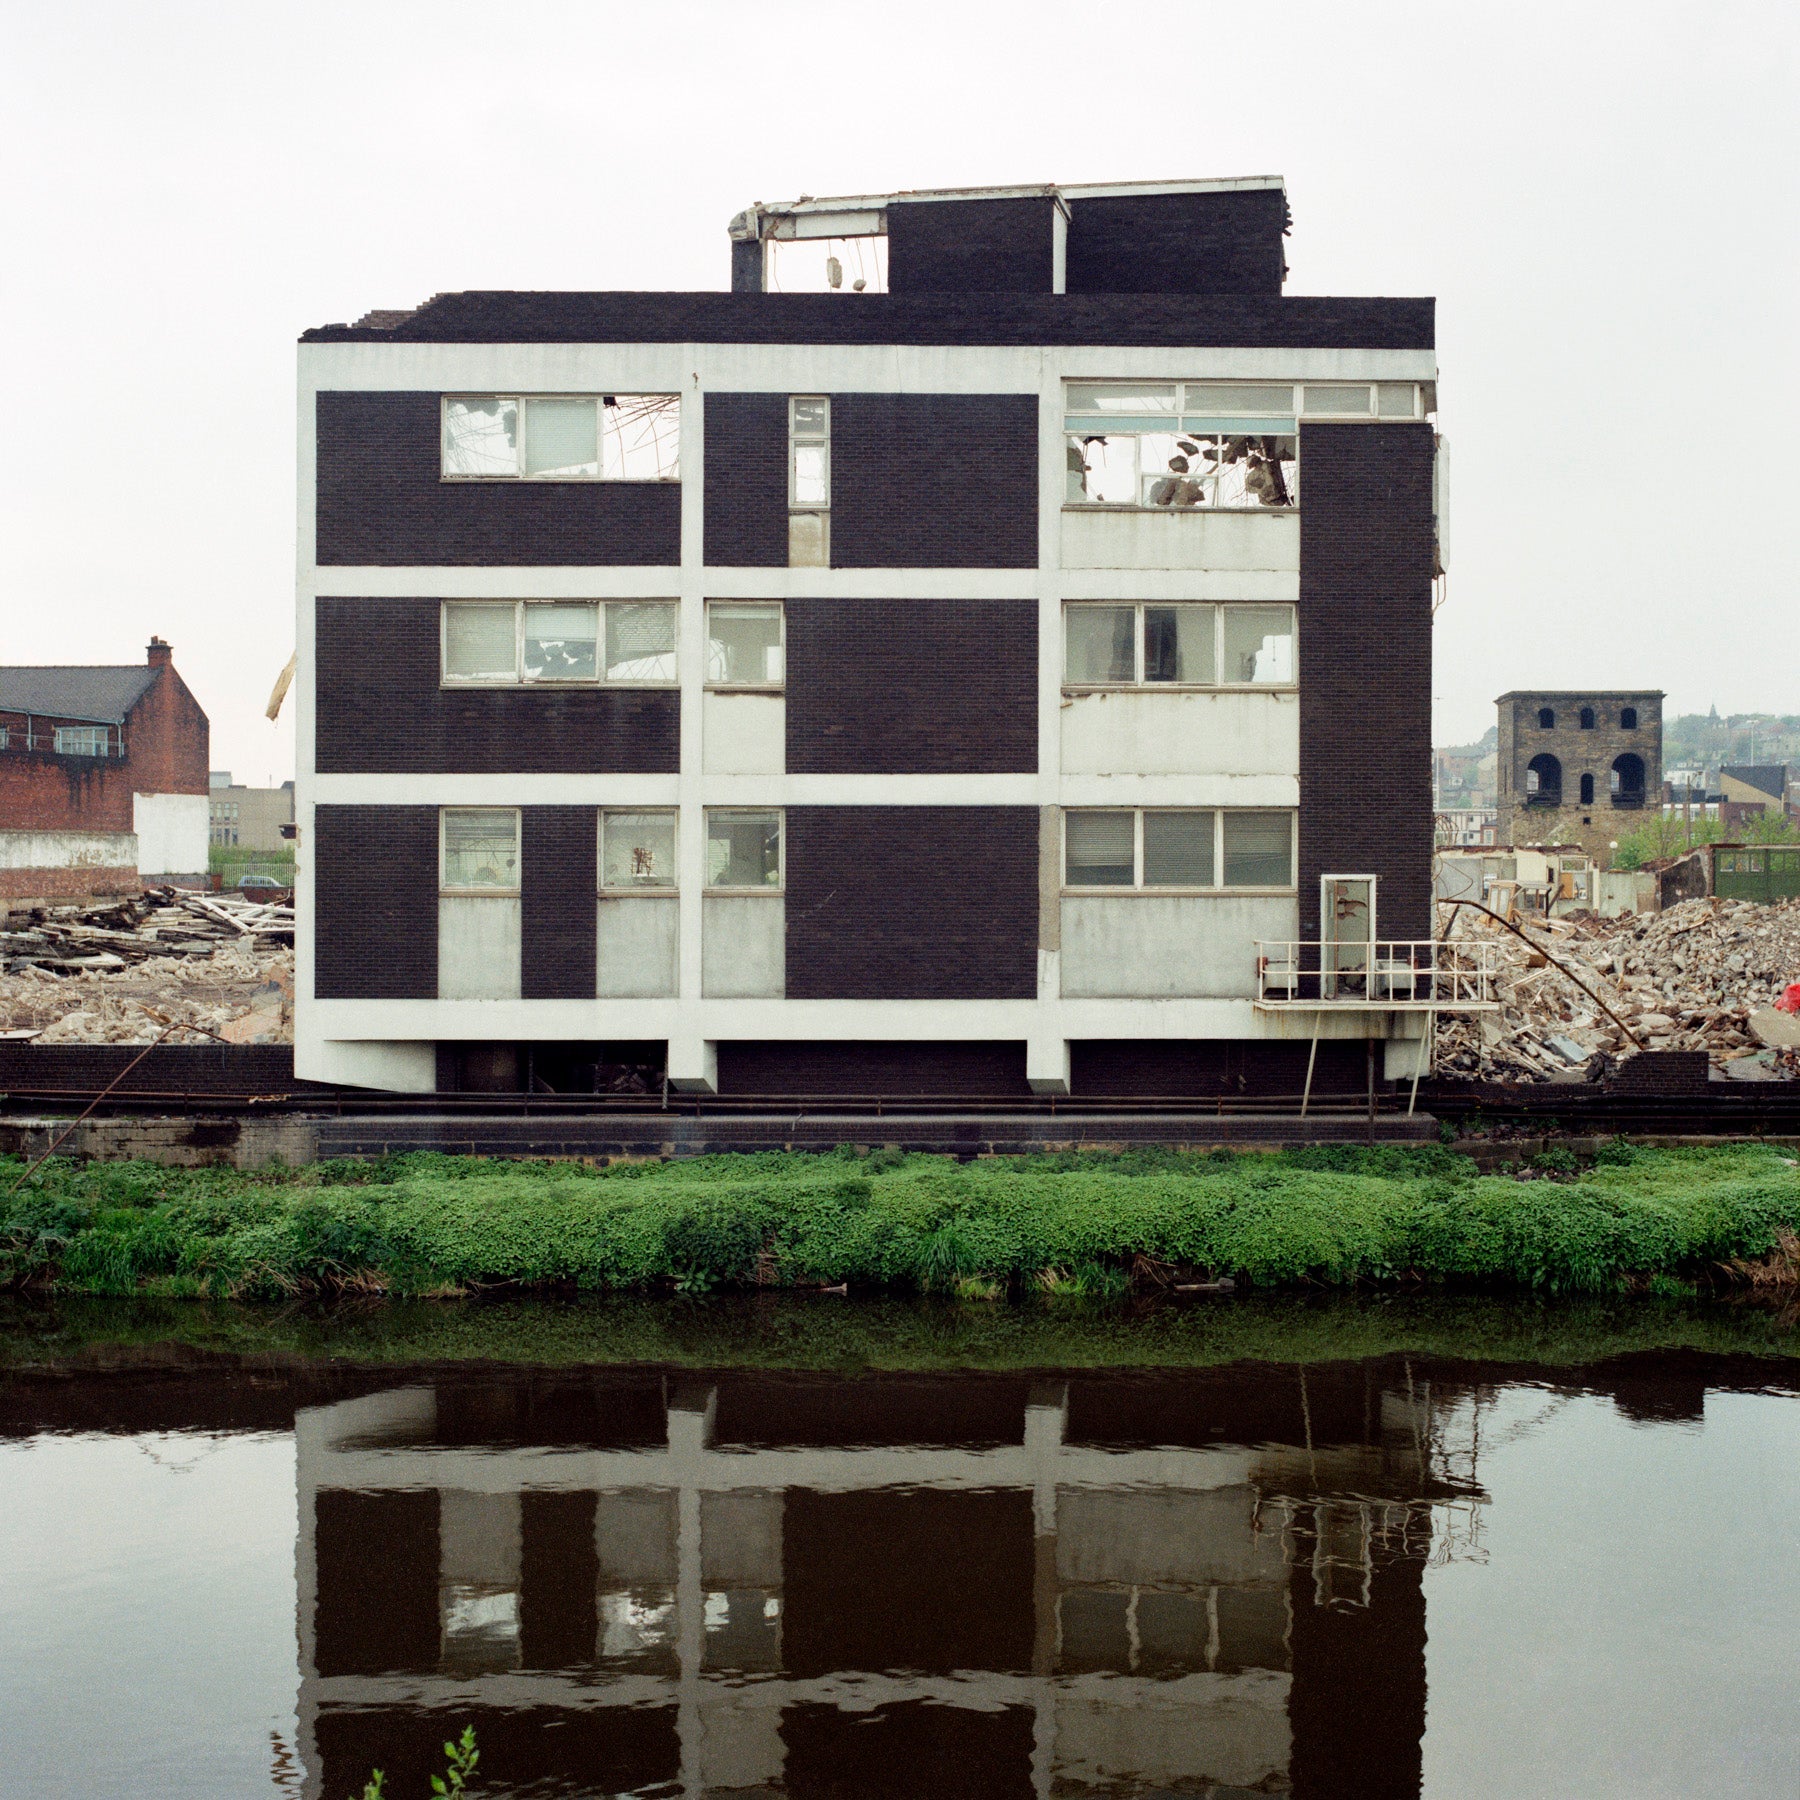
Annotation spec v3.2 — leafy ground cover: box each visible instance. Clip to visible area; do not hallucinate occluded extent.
[3,1142,1798,1300]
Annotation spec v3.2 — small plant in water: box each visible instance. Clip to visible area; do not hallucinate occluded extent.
[358,1725,478,1798]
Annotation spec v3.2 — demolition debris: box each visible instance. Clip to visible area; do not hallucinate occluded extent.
[0,889,293,1046]
[1435,895,1800,1082]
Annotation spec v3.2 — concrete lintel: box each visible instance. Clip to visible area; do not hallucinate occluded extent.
[1026,1037,1071,1095]
[667,1036,719,1095]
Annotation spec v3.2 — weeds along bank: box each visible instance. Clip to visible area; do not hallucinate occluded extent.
[3,1144,1799,1299]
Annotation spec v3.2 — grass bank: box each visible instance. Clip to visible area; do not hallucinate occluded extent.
[3,1142,1799,1300]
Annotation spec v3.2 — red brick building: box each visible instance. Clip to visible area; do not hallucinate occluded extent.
[0,639,210,895]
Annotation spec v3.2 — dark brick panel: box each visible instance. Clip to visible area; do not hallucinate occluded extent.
[887,197,1056,294]
[314,804,438,999]
[785,806,1038,999]
[786,598,1036,773]
[305,292,1432,351]
[1071,1039,1370,1098]
[1065,189,1289,296]
[315,391,680,566]
[716,1041,1033,1097]
[1297,422,1436,941]
[830,394,1037,568]
[0,1044,323,1096]
[703,392,789,566]
[314,598,678,774]
[521,807,597,1000]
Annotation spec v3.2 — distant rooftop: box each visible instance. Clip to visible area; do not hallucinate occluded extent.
[0,665,159,725]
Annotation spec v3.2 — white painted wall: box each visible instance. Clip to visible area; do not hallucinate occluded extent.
[437,896,521,999]
[703,692,784,775]
[1060,895,1299,999]
[131,792,208,875]
[1062,691,1299,779]
[597,895,679,997]
[297,1038,437,1091]
[701,896,784,997]
[1061,510,1300,572]
[0,829,137,870]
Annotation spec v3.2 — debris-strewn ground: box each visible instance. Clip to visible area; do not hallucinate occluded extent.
[1434,896,1800,1082]
[0,889,293,1045]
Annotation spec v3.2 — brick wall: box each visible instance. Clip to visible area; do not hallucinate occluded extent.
[1072,1039,1369,1097]
[887,198,1056,294]
[1297,423,1436,941]
[0,1043,314,1096]
[704,393,789,566]
[829,394,1038,568]
[521,807,597,999]
[717,1040,1033,1097]
[785,806,1038,999]
[1496,691,1664,861]
[313,805,438,998]
[1064,190,1289,295]
[786,598,1037,774]
[315,599,679,774]
[126,662,210,796]
[316,392,681,566]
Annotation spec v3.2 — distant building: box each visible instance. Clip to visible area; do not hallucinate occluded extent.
[209,772,295,852]
[0,638,209,897]
[1718,765,1789,833]
[1496,690,1663,865]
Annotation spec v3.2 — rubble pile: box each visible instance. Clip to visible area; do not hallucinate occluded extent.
[0,889,293,1046]
[1433,896,1800,1083]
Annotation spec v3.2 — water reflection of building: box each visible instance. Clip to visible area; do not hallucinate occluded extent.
[295,1368,1483,1799]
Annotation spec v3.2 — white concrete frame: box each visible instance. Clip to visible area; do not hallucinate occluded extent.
[295,339,1438,1089]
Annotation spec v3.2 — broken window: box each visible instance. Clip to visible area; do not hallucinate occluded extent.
[601,811,677,890]
[1579,706,1596,730]
[707,602,784,687]
[441,808,519,893]
[1525,753,1562,804]
[1063,604,1294,688]
[441,602,675,685]
[52,726,110,757]
[1580,773,1595,805]
[1621,707,1638,730]
[441,395,679,480]
[1537,708,1556,729]
[1065,382,1296,509]
[1611,754,1646,807]
[706,810,782,889]
[789,397,829,567]
[1064,809,1294,890]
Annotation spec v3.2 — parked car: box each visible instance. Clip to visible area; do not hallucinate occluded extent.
[236,874,286,892]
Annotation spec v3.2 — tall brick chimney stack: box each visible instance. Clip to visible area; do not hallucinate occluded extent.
[147,637,172,668]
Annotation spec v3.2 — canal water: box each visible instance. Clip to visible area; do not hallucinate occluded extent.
[1,1299,1796,1798]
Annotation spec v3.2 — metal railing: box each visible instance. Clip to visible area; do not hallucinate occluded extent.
[1254,939,1501,1008]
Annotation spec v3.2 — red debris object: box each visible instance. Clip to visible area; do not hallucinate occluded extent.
[1776,984,1800,1014]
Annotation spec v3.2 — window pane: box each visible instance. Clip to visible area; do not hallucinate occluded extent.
[792,442,828,506]
[1139,433,1205,507]
[443,398,519,476]
[1178,434,1297,508]
[1377,382,1417,417]
[601,395,681,480]
[1304,384,1370,413]
[1183,383,1294,413]
[1144,604,1216,683]
[1066,607,1135,683]
[1066,432,1137,504]
[708,604,784,684]
[523,604,598,680]
[445,602,518,680]
[522,398,599,476]
[605,603,677,682]
[1222,812,1292,887]
[602,812,677,889]
[1143,812,1215,886]
[1065,383,1178,414]
[791,397,828,436]
[443,809,518,890]
[708,812,781,887]
[1222,606,1296,683]
[1066,812,1134,886]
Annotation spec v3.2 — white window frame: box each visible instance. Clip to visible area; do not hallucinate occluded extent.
[439,807,522,897]
[439,600,679,688]
[704,807,785,895]
[52,725,111,757]
[439,394,681,482]
[1062,603,1298,691]
[598,809,680,894]
[1062,808,1297,895]
[789,396,830,512]
[704,601,786,691]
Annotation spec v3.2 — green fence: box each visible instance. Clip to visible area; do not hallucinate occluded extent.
[1713,846,1800,902]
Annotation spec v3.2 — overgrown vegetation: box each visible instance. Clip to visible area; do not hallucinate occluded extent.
[3,1142,1798,1300]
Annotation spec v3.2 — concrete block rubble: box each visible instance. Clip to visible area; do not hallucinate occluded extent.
[0,888,293,1046]
[1433,896,1800,1082]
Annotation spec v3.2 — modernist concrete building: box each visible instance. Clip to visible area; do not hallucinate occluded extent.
[295,177,1445,1095]
[208,772,296,852]
[1495,690,1663,864]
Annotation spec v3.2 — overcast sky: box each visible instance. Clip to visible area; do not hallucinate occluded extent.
[3,1,1795,779]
